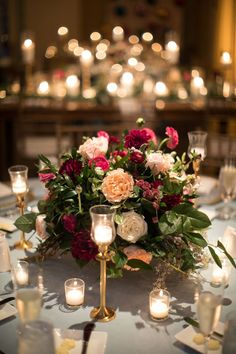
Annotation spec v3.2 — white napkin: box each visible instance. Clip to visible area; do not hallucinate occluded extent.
[222,226,236,258]
[198,175,218,195]
[0,216,17,232]
[0,182,12,198]
[54,329,107,354]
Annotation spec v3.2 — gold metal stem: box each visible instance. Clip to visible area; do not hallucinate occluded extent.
[14,194,33,250]
[90,246,116,322]
[192,157,201,178]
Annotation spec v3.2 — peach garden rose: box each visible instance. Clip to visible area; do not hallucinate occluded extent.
[78,136,108,159]
[101,168,134,203]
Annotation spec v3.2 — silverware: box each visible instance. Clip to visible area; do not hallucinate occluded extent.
[0,296,15,306]
[81,323,95,354]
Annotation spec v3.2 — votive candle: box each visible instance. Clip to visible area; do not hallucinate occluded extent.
[149,289,170,321]
[65,278,84,307]
[12,175,27,194]
[14,261,29,286]
[94,225,113,245]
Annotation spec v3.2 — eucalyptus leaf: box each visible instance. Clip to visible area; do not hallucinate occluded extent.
[185,232,208,247]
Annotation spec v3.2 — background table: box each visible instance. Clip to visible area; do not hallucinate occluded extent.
[0,180,236,354]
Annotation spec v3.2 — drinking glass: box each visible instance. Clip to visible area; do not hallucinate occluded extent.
[222,310,236,353]
[195,278,224,354]
[17,319,55,354]
[216,157,236,220]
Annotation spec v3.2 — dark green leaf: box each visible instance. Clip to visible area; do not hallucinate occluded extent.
[126,259,153,270]
[185,232,208,247]
[62,190,78,200]
[173,204,211,229]
[208,246,222,268]
[14,213,37,233]
[113,251,127,268]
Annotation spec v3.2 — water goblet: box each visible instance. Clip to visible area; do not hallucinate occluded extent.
[196,278,224,354]
[216,157,236,220]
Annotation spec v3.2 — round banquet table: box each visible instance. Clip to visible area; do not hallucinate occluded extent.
[0,179,236,354]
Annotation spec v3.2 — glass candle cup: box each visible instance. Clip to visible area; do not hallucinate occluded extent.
[8,165,28,195]
[90,205,116,247]
[149,289,170,321]
[187,131,207,160]
[64,278,85,307]
[13,260,29,286]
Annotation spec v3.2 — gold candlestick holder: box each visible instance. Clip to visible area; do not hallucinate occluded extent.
[8,165,33,250]
[192,156,201,178]
[90,205,116,322]
[90,245,115,322]
[15,194,33,250]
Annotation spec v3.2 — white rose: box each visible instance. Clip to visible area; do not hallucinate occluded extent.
[145,151,174,175]
[78,136,108,159]
[117,211,148,243]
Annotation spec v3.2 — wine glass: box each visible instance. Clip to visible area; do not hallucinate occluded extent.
[187,131,207,177]
[216,157,236,220]
[196,278,224,354]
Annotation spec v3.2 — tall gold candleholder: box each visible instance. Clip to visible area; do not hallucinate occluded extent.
[90,205,116,322]
[90,245,115,322]
[8,165,33,250]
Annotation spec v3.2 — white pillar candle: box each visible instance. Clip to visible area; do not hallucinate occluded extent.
[65,288,84,306]
[12,176,27,194]
[21,39,35,65]
[66,75,80,97]
[15,268,29,285]
[94,225,113,245]
[190,147,206,160]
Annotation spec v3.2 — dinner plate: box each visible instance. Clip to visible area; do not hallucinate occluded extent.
[0,300,17,321]
[175,323,224,354]
[54,328,107,354]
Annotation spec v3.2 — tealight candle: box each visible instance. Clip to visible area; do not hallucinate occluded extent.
[94,225,113,245]
[64,278,84,307]
[149,289,170,321]
[14,260,29,286]
[12,175,27,194]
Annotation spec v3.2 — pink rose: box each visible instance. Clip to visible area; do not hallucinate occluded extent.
[78,136,108,159]
[38,172,55,183]
[89,155,110,171]
[97,130,109,140]
[165,127,179,149]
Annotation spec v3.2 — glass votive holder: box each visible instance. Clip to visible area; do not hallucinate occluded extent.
[64,278,85,308]
[211,259,232,288]
[13,260,29,286]
[8,165,28,195]
[149,289,170,321]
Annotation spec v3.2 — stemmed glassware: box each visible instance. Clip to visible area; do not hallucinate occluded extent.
[216,157,236,220]
[188,131,207,177]
[90,205,116,322]
[195,278,224,354]
[8,165,32,249]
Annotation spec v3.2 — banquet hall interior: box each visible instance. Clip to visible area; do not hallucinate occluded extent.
[0,0,235,181]
[1,2,236,354]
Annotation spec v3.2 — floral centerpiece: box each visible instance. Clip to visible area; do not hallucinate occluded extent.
[15,118,235,281]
